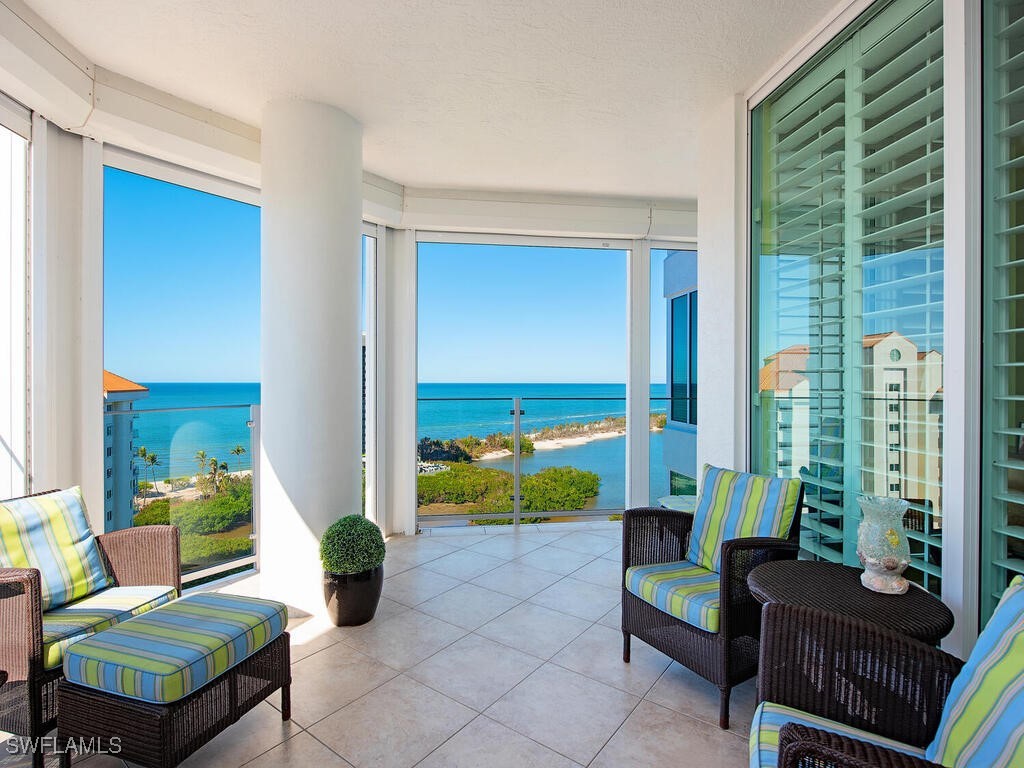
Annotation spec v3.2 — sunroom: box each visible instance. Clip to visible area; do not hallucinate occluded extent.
[0,0,1020,767]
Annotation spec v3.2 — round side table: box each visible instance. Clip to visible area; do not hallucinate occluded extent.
[748,560,954,644]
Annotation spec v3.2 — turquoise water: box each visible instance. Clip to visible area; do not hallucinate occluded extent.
[129,382,671,505]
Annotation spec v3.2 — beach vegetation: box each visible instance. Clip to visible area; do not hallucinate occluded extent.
[418,433,535,463]
[230,444,247,471]
[136,480,154,496]
[417,462,598,514]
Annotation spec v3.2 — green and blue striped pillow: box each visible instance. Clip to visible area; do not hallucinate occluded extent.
[686,465,801,573]
[0,487,111,611]
[925,575,1024,767]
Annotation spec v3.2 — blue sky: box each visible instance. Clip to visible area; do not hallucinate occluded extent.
[103,167,261,382]
[104,168,673,384]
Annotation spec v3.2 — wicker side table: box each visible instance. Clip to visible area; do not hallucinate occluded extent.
[748,560,954,644]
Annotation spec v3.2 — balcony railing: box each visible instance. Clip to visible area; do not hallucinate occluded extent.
[417,395,682,527]
[105,404,259,584]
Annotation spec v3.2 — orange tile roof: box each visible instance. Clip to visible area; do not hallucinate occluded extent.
[862,332,894,348]
[103,370,149,394]
[759,345,809,393]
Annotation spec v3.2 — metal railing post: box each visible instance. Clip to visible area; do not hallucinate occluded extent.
[512,397,522,527]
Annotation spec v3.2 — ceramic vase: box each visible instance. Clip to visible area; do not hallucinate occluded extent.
[856,495,911,594]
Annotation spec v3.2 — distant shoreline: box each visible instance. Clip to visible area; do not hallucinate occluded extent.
[475,424,660,461]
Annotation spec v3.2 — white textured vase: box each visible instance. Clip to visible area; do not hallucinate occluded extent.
[856,495,911,594]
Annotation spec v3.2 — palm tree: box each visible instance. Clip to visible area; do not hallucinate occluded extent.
[135,447,149,497]
[230,444,247,472]
[146,452,160,492]
[194,450,207,479]
[208,458,229,492]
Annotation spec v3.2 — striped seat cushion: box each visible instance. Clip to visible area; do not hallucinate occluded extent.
[925,575,1024,767]
[687,465,801,573]
[749,701,926,768]
[625,559,720,632]
[63,593,287,704]
[0,487,111,610]
[41,585,177,670]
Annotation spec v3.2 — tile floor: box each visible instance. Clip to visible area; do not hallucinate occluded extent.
[5,522,755,768]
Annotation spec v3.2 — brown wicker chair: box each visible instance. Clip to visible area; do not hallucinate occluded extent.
[0,491,180,768]
[621,493,802,730]
[758,603,963,768]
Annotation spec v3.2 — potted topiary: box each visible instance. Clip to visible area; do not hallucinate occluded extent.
[320,515,386,626]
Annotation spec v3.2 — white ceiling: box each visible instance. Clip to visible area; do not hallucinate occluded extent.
[25,0,839,200]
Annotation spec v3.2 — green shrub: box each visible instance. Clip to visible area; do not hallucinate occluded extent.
[180,534,253,568]
[417,463,599,514]
[134,499,171,526]
[320,515,386,574]
[521,466,600,512]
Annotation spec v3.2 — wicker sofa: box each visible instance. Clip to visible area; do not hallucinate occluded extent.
[0,490,181,768]
[621,466,804,729]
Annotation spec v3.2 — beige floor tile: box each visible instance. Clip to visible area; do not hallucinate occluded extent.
[243,732,355,768]
[384,540,461,575]
[288,627,341,663]
[597,603,622,629]
[550,624,671,696]
[515,545,596,576]
[287,639,399,726]
[339,609,467,670]
[585,524,623,541]
[420,549,507,581]
[467,534,548,560]
[476,602,590,659]
[470,561,563,599]
[309,676,475,768]
[569,556,622,588]
[484,664,639,765]
[644,661,758,733]
[179,701,299,768]
[590,700,748,767]
[383,566,461,607]
[417,715,581,768]
[528,577,620,621]
[548,532,618,557]
[423,533,494,547]
[416,583,521,630]
[408,634,542,711]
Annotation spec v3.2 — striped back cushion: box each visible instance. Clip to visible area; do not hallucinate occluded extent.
[686,465,801,573]
[0,487,111,611]
[926,575,1024,767]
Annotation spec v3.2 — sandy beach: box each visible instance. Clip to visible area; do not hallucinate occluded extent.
[137,469,253,504]
[475,428,627,461]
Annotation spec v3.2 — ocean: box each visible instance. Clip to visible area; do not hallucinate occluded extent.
[129,382,671,506]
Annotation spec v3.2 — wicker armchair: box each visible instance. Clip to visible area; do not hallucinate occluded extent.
[621,493,802,729]
[0,493,180,768]
[758,603,963,768]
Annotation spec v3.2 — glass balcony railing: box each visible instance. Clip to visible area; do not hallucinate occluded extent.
[105,404,258,582]
[416,395,630,528]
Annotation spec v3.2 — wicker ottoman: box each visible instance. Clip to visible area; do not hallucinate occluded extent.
[55,593,291,768]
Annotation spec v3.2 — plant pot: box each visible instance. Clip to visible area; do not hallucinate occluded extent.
[323,564,383,626]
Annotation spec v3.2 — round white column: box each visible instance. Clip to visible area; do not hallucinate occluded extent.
[259,100,363,615]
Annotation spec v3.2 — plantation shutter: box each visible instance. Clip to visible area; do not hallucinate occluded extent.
[983,0,1024,622]
[752,0,944,593]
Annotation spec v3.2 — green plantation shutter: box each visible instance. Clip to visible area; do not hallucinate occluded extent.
[983,1,1024,623]
[752,0,944,592]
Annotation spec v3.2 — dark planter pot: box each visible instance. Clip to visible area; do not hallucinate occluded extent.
[323,565,384,626]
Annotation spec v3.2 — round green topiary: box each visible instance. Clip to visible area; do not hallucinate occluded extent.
[320,515,386,574]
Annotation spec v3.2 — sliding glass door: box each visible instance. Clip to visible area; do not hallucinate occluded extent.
[751,0,944,593]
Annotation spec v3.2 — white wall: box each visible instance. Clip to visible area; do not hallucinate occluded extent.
[29,118,104,528]
[695,94,747,482]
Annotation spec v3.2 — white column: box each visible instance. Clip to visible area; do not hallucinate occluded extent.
[259,100,363,614]
[625,240,651,508]
[696,94,747,480]
[381,227,418,536]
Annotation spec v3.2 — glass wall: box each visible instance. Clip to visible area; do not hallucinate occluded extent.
[751,0,944,593]
[103,166,260,578]
[982,1,1024,622]
[0,118,28,500]
[416,240,627,526]
[670,293,698,424]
